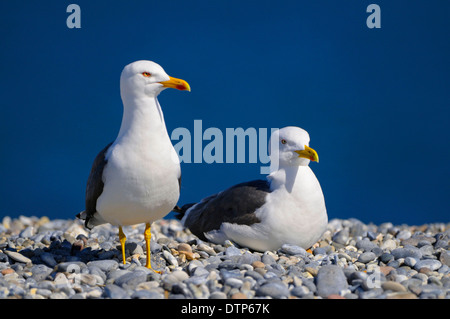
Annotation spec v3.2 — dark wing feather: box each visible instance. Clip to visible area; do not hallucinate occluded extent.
[80,142,112,229]
[182,179,271,241]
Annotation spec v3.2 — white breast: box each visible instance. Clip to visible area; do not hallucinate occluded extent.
[217,166,327,251]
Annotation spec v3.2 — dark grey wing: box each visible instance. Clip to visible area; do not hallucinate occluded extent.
[78,142,112,229]
[183,179,271,241]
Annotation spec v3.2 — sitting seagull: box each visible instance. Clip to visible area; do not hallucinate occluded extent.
[77,60,190,271]
[175,126,327,252]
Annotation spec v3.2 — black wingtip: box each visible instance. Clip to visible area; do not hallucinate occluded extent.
[172,203,196,220]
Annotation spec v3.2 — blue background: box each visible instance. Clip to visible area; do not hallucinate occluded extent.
[1,1,449,226]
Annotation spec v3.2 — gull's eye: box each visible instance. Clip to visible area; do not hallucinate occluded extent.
[142,72,151,77]
[281,139,287,145]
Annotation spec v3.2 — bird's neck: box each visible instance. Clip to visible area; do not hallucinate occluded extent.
[268,165,307,193]
[117,95,167,141]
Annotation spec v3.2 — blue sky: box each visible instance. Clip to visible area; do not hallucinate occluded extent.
[1,1,449,226]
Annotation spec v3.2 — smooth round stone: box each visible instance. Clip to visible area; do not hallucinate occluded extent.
[404,257,417,267]
[261,253,276,265]
[332,229,349,245]
[30,264,53,281]
[171,270,189,281]
[291,286,311,298]
[381,281,407,292]
[380,239,397,251]
[358,252,376,263]
[439,250,450,267]
[225,277,243,289]
[255,282,289,298]
[209,291,227,299]
[280,244,307,256]
[191,266,209,277]
[380,253,394,263]
[414,260,442,271]
[177,243,192,253]
[162,250,178,267]
[114,270,148,289]
[4,250,32,264]
[87,260,119,272]
[355,239,378,252]
[131,290,164,299]
[419,245,434,256]
[103,284,130,299]
[40,253,58,268]
[396,230,411,240]
[391,247,422,260]
[225,246,241,257]
[313,247,327,256]
[316,265,348,298]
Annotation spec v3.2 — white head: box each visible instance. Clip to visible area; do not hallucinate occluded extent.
[269,126,319,170]
[120,60,190,100]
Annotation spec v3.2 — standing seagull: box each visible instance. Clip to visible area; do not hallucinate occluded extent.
[77,60,190,271]
[176,126,327,252]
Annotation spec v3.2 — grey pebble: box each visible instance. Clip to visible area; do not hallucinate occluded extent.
[291,285,311,298]
[114,270,148,289]
[332,229,349,245]
[256,282,289,298]
[104,284,130,299]
[131,290,164,299]
[19,226,35,238]
[396,230,411,240]
[163,250,178,267]
[358,252,376,263]
[355,239,378,252]
[56,261,86,273]
[30,264,53,281]
[209,291,227,299]
[225,246,241,257]
[440,250,450,267]
[191,266,209,277]
[280,244,307,256]
[107,269,131,284]
[261,253,276,265]
[404,257,417,267]
[225,277,243,289]
[87,259,119,272]
[414,259,442,271]
[313,247,327,255]
[391,247,422,260]
[40,252,58,267]
[316,265,348,297]
[4,250,32,264]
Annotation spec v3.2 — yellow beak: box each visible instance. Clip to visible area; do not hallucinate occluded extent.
[159,76,191,91]
[295,145,319,162]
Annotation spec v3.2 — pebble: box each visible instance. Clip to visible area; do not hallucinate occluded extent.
[316,265,348,297]
[0,216,448,299]
[382,281,407,292]
[231,292,247,299]
[440,250,450,266]
[380,239,397,250]
[414,260,442,271]
[4,250,32,264]
[252,261,265,269]
[87,260,119,272]
[358,252,376,263]
[256,282,289,298]
[280,244,307,256]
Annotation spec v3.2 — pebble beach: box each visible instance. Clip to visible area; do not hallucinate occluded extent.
[0,216,449,299]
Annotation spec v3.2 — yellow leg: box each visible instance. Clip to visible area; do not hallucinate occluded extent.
[119,226,127,265]
[144,223,161,273]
